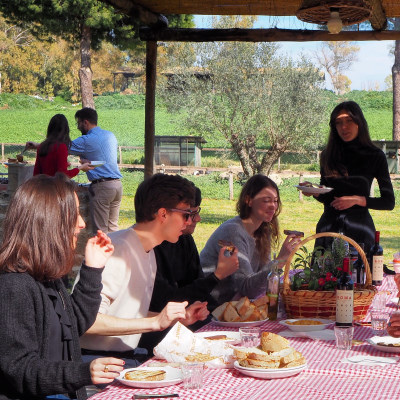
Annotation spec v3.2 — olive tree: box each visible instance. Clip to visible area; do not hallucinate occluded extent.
[161,34,326,177]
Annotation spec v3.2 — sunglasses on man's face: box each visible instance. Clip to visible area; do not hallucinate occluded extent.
[168,208,193,221]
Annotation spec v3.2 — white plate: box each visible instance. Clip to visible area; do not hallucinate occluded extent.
[90,161,106,167]
[233,361,307,379]
[367,336,400,353]
[212,317,269,328]
[116,366,182,388]
[279,318,334,332]
[294,185,333,195]
[195,331,241,344]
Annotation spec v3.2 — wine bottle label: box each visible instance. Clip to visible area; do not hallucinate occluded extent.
[372,255,384,282]
[336,290,354,324]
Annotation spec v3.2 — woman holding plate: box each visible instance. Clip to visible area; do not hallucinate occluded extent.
[301,101,395,251]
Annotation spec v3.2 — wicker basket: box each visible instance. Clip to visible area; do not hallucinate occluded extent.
[281,232,376,321]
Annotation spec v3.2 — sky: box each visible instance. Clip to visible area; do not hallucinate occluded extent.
[194,15,395,91]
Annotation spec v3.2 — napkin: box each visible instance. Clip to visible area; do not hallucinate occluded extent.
[279,329,336,341]
[153,322,235,368]
[342,355,398,366]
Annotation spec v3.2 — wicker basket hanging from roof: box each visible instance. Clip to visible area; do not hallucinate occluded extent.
[296,0,372,26]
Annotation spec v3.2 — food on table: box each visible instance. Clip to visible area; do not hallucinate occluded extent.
[234,332,305,369]
[204,334,229,340]
[217,239,235,253]
[261,332,290,353]
[286,320,323,326]
[283,230,304,237]
[16,154,24,162]
[185,352,218,362]
[124,369,166,381]
[377,342,400,347]
[211,295,269,323]
[7,158,17,163]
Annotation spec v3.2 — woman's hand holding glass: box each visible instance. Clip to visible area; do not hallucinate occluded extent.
[85,230,114,269]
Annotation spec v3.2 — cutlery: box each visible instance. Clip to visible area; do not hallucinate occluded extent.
[347,357,396,364]
[133,394,179,399]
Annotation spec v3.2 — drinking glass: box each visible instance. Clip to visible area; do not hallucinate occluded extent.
[334,326,354,350]
[239,327,261,347]
[370,310,389,336]
[181,362,204,390]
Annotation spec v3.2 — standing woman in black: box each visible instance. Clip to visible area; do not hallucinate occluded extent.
[303,101,395,252]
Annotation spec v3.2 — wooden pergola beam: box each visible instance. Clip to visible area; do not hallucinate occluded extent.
[140,27,400,42]
[101,0,168,27]
[366,0,387,31]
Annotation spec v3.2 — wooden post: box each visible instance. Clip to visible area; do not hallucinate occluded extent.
[229,171,234,200]
[299,174,303,202]
[144,40,157,179]
[119,146,122,165]
[1,143,4,161]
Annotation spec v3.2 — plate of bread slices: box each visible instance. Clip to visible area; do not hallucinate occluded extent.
[233,332,306,379]
[116,366,182,388]
[279,318,334,332]
[367,336,400,353]
[211,296,269,327]
[294,184,333,195]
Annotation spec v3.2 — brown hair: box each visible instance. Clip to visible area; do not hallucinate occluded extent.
[321,101,375,177]
[74,107,98,125]
[39,114,71,157]
[236,174,281,262]
[134,173,195,223]
[0,174,78,281]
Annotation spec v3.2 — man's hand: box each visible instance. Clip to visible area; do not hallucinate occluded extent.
[25,141,40,150]
[388,313,400,338]
[180,301,209,326]
[155,301,188,331]
[214,246,239,280]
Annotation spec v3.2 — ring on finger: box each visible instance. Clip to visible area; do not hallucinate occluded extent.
[104,365,109,373]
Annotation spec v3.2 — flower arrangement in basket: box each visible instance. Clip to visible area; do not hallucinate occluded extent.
[281,232,377,321]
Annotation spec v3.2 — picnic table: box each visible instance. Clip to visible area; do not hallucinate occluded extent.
[89,276,400,400]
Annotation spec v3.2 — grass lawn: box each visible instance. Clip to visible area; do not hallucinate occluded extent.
[115,171,400,267]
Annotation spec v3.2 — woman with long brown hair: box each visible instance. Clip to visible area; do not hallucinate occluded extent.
[200,174,300,305]
[0,174,124,400]
[303,101,395,252]
[32,114,92,178]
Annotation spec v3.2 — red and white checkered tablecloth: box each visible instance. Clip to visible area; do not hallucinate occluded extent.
[89,277,400,400]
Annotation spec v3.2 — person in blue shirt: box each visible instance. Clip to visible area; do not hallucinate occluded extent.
[70,107,123,234]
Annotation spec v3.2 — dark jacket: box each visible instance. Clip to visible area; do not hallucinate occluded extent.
[0,265,103,400]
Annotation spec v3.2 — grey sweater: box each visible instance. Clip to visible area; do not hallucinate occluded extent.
[200,216,273,305]
[0,265,103,400]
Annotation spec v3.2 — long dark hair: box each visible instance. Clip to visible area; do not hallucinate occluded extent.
[39,114,71,157]
[0,174,78,281]
[236,174,281,262]
[321,101,375,177]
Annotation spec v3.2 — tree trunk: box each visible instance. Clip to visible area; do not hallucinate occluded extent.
[79,24,95,109]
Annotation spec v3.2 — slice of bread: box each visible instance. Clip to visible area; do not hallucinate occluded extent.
[253,295,269,307]
[257,303,269,320]
[124,370,166,381]
[211,302,227,321]
[235,296,251,316]
[261,332,290,353]
[283,356,306,368]
[223,302,240,322]
[248,346,295,363]
[233,346,264,361]
[240,357,281,369]
[239,304,262,322]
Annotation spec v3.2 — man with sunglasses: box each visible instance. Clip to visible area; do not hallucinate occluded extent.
[77,174,209,368]
[138,185,239,355]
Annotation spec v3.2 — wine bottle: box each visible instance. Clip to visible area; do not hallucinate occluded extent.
[352,243,365,285]
[336,257,354,327]
[370,231,383,286]
[267,256,279,321]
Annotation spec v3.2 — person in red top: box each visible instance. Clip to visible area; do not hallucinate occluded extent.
[32,114,92,178]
